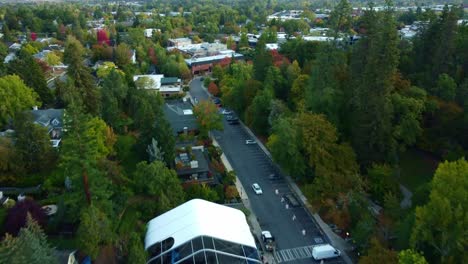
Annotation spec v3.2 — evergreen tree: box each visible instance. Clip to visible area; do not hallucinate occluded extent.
[0,215,58,264]
[13,112,56,174]
[76,205,113,260]
[7,50,53,106]
[350,4,399,165]
[64,36,100,115]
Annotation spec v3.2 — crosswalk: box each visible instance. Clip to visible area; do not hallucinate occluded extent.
[274,245,344,263]
[274,245,314,263]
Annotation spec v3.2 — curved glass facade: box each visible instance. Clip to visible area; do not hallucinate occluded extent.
[146,235,261,264]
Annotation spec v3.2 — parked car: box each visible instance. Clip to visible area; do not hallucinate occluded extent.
[282,193,300,207]
[268,173,280,180]
[252,183,263,194]
[245,140,256,145]
[212,97,221,105]
[261,231,275,251]
[226,115,239,124]
[312,244,341,260]
[221,109,233,115]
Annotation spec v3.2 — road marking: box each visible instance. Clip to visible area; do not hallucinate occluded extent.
[275,245,316,263]
[274,251,282,262]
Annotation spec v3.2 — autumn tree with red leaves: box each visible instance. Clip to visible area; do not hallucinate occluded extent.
[208,82,220,96]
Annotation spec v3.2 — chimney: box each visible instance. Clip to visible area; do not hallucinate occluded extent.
[32,106,38,111]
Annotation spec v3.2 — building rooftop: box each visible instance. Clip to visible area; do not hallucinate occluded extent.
[145,199,256,250]
[163,99,198,135]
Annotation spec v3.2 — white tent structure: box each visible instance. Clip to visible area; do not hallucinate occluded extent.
[144,199,260,264]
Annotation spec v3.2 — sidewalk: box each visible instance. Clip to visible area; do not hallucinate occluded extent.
[212,138,276,264]
[239,122,354,264]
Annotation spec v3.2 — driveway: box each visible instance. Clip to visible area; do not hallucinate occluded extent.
[190,77,346,264]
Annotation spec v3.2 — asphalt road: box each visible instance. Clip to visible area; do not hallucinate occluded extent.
[190,77,345,264]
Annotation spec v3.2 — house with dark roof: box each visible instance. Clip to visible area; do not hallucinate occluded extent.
[163,99,199,136]
[30,108,64,148]
[175,148,212,184]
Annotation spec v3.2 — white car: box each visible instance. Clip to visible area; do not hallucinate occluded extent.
[245,140,257,145]
[252,183,263,194]
[221,109,233,115]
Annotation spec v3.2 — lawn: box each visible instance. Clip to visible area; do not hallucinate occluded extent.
[398,148,439,192]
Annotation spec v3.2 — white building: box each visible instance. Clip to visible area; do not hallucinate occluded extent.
[133,74,182,97]
[145,199,261,264]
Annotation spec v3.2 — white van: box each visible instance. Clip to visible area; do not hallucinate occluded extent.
[312,244,341,260]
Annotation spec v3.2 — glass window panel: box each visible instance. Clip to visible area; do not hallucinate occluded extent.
[148,256,161,264]
[192,237,203,252]
[178,256,194,264]
[173,241,193,262]
[147,242,162,258]
[216,253,247,264]
[161,251,172,264]
[194,252,206,264]
[203,236,214,249]
[243,246,259,260]
[205,251,217,264]
[213,239,244,256]
[162,237,175,252]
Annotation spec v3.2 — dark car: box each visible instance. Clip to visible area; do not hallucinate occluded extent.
[282,193,301,208]
[226,115,239,124]
[212,97,222,105]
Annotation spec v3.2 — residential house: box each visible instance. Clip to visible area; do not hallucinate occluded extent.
[30,108,64,148]
[163,98,198,136]
[174,147,212,184]
[133,74,182,97]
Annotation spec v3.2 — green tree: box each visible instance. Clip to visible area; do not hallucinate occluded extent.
[101,70,130,132]
[127,232,147,264]
[45,52,61,66]
[366,164,400,204]
[359,237,398,264]
[330,0,353,37]
[0,215,58,264]
[411,158,468,263]
[298,113,361,195]
[115,43,132,67]
[193,100,223,137]
[57,106,115,220]
[133,161,185,216]
[7,50,54,106]
[252,43,273,82]
[434,73,457,101]
[350,5,399,165]
[239,32,249,49]
[0,75,40,126]
[13,112,56,174]
[64,36,100,115]
[76,205,113,260]
[185,184,220,202]
[267,117,306,178]
[306,44,348,130]
[245,90,272,136]
[398,249,428,264]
